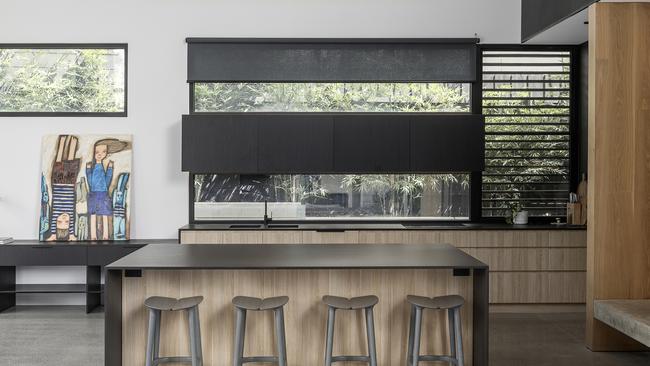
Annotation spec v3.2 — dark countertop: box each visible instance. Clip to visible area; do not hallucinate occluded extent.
[106,243,488,270]
[0,239,177,246]
[179,222,586,231]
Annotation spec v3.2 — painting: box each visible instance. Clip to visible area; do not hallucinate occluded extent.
[39,134,132,241]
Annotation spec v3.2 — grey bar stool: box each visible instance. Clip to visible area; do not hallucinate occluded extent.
[144,296,204,366]
[322,295,379,366]
[232,296,289,366]
[406,295,465,366]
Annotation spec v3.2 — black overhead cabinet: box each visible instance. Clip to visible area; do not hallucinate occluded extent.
[181,114,258,174]
[258,115,334,173]
[182,113,485,174]
[410,114,485,172]
[333,115,409,172]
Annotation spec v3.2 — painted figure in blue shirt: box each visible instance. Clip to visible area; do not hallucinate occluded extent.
[86,141,114,240]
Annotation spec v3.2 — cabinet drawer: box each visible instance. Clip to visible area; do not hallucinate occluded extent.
[0,246,87,266]
[87,246,144,266]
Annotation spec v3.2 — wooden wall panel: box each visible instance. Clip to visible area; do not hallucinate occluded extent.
[586,2,650,351]
[180,229,586,304]
[122,268,473,366]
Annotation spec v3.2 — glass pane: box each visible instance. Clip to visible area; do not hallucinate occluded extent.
[194,174,470,221]
[193,82,470,113]
[0,48,125,113]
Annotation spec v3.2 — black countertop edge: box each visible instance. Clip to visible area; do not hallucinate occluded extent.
[179,223,587,231]
[106,243,489,270]
[1,239,178,246]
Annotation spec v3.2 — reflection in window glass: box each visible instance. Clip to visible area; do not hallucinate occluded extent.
[0,47,125,113]
[194,174,470,221]
[193,82,470,113]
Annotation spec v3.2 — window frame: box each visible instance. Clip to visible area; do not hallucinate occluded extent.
[0,43,128,117]
[474,44,581,223]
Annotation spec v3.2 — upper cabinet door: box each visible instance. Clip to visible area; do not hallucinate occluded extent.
[333,115,410,173]
[182,114,258,174]
[258,115,334,173]
[409,114,485,172]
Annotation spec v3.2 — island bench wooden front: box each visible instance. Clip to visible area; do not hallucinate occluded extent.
[105,243,489,366]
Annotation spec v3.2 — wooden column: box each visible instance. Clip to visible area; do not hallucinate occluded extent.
[586,2,650,351]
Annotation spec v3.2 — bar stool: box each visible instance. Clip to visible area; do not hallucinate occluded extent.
[144,296,204,366]
[406,295,465,366]
[322,295,378,366]
[232,296,289,366]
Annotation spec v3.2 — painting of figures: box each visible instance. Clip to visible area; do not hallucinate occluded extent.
[39,134,132,241]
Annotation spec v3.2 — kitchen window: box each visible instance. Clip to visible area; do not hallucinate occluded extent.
[481,48,574,218]
[193,174,470,221]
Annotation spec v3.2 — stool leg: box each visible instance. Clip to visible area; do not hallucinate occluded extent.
[188,307,203,366]
[411,307,423,366]
[364,307,378,366]
[324,307,336,366]
[233,308,247,366]
[448,308,456,360]
[145,309,158,366]
[453,308,464,366]
[274,308,288,366]
[152,310,161,362]
[407,304,416,365]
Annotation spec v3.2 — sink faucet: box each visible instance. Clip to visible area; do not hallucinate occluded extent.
[263,200,272,227]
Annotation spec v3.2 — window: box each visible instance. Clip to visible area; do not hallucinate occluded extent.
[194,174,470,221]
[192,82,470,113]
[0,44,126,115]
[481,49,572,218]
[190,81,474,222]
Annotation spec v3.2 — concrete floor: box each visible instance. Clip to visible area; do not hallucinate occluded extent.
[0,307,648,366]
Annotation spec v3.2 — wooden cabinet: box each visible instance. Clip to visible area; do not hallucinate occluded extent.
[180,228,587,304]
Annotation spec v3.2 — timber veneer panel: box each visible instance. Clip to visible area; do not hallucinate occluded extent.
[490,272,586,304]
[179,229,586,304]
[180,230,262,244]
[301,230,360,244]
[122,269,473,366]
[586,2,650,351]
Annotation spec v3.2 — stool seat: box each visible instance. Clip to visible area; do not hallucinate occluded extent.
[145,296,204,311]
[322,295,379,310]
[232,296,289,311]
[406,295,464,309]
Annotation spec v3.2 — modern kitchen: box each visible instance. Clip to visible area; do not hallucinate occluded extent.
[0,1,649,366]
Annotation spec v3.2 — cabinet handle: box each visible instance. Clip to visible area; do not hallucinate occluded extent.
[316,229,346,233]
[31,246,53,249]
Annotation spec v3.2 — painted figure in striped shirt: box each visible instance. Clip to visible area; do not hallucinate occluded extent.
[46,135,80,241]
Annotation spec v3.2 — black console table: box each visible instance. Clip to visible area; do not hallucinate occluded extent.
[0,240,176,313]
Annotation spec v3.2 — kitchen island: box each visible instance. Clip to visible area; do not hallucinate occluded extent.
[105,243,488,366]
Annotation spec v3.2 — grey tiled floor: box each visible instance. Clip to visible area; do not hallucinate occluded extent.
[0,307,648,366]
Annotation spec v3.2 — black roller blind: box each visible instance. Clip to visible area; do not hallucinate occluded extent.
[187,38,478,83]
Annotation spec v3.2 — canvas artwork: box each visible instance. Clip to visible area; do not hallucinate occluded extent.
[39,134,132,241]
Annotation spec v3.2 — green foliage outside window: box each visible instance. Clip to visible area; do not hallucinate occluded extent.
[0,48,125,113]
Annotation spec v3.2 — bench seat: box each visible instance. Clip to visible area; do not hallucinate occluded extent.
[594,300,650,347]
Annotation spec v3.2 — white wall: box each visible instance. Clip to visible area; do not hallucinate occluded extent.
[1,0,521,304]
[0,0,521,240]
